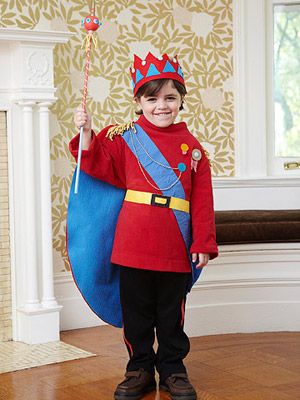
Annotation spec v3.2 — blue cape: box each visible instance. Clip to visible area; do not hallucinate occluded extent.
[67,169,125,328]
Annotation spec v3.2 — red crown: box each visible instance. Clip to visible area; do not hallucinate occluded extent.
[130,52,185,95]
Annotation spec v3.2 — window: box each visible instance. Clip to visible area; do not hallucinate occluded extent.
[268,0,300,174]
[273,4,300,157]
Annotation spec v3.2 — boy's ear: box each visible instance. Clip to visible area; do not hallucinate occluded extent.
[180,96,185,111]
[133,96,143,115]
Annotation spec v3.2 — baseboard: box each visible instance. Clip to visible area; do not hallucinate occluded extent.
[185,291,300,337]
[185,301,300,337]
[54,272,105,331]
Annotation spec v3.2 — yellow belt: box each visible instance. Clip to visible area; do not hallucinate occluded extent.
[125,189,190,213]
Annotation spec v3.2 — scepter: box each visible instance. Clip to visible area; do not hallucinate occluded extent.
[74,2,102,194]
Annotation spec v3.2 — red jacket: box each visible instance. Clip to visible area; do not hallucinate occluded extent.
[69,115,218,273]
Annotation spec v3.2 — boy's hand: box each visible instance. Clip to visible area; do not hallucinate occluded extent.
[74,106,91,134]
[192,253,210,268]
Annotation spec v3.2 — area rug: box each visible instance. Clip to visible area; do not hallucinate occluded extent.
[0,341,96,374]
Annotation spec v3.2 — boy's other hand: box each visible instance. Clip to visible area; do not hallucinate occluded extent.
[192,253,209,268]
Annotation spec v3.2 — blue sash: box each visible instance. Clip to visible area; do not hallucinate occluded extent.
[67,123,202,328]
[123,123,202,288]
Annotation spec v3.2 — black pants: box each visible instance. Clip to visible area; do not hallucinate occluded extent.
[119,266,190,382]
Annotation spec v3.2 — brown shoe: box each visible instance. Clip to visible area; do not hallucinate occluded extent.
[114,369,156,400]
[159,373,197,400]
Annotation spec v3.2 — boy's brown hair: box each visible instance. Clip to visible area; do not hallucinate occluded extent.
[135,79,187,115]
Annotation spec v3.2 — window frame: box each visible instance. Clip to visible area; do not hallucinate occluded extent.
[267,0,300,175]
[233,0,300,178]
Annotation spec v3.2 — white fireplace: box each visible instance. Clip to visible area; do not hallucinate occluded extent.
[0,28,72,344]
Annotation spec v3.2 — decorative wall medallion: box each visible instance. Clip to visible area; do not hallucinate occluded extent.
[27,51,51,86]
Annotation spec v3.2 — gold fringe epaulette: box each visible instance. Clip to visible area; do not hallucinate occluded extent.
[204,150,212,167]
[203,149,210,159]
[106,121,136,141]
[200,146,211,166]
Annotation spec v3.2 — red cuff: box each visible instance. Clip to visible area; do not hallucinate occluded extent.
[69,130,96,161]
[190,241,218,260]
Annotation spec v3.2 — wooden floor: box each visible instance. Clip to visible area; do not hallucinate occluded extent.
[0,327,300,399]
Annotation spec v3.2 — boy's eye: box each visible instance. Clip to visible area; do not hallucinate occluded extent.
[147,98,156,101]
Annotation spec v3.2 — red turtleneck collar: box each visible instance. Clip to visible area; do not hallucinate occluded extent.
[136,114,187,134]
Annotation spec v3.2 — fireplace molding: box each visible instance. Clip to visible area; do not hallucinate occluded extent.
[0,28,72,344]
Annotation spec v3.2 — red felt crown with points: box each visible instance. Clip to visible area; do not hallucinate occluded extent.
[130,52,185,95]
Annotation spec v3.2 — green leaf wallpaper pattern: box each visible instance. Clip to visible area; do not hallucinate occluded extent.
[1,0,234,272]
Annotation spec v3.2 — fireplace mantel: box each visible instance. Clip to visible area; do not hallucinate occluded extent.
[0,28,72,344]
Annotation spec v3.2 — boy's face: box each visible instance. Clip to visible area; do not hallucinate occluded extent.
[135,80,182,128]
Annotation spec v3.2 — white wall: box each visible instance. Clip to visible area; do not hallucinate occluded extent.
[186,243,300,336]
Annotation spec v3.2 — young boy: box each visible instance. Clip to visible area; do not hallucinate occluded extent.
[69,52,218,400]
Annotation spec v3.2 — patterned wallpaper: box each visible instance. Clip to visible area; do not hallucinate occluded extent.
[1,0,233,273]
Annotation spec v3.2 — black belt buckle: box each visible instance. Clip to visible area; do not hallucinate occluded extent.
[151,194,171,208]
